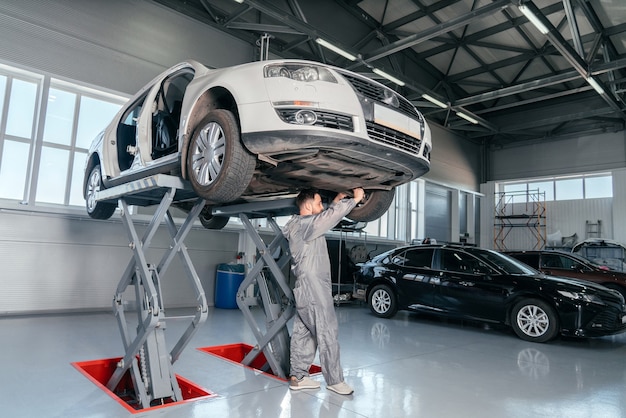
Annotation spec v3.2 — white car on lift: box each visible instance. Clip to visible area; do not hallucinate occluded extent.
[84,59,432,228]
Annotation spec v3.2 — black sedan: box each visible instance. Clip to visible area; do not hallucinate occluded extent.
[353,244,626,343]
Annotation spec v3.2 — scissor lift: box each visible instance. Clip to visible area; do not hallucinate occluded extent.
[95,174,299,408]
[213,199,298,379]
[95,174,209,408]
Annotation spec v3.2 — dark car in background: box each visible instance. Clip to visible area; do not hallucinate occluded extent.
[506,250,626,299]
[354,244,626,343]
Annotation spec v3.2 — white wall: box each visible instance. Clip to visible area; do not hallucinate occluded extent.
[489,130,626,181]
[424,123,482,191]
[0,0,255,94]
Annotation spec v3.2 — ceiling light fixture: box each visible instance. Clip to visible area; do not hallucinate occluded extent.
[372,68,405,86]
[232,0,244,3]
[587,77,605,95]
[518,4,549,35]
[315,38,357,61]
[457,111,479,124]
[422,93,448,109]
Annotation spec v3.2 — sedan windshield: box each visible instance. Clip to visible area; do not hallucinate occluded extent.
[465,247,538,275]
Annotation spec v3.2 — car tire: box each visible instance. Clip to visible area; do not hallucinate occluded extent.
[198,206,230,230]
[511,298,559,343]
[85,164,116,220]
[347,189,395,222]
[186,109,255,203]
[369,284,398,318]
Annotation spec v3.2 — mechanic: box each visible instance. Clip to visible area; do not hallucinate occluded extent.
[282,187,364,396]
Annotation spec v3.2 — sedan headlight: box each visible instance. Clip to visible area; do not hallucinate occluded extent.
[557,290,605,304]
[264,64,337,83]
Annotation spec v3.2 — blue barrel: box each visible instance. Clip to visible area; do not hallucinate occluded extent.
[215,263,245,309]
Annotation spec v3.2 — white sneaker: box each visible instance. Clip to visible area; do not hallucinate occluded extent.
[327,381,354,395]
[289,376,321,390]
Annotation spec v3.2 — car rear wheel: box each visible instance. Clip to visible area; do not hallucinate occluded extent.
[347,189,395,222]
[85,165,116,220]
[369,284,398,318]
[511,299,559,343]
[198,206,230,230]
[186,109,255,203]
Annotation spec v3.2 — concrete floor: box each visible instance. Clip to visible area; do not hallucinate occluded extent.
[2,304,626,418]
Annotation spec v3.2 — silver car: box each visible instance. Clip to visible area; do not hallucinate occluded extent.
[84,59,431,228]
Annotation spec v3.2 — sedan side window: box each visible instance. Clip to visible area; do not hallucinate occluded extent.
[404,248,434,268]
[541,254,562,268]
[441,250,489,275]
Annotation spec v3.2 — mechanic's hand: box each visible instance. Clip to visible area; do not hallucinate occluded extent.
[333,192,348,204]
[352,187,365,203]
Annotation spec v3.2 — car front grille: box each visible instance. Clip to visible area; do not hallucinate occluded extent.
[589,309,626,331]
[338,72,419,119]
[366,121,423,156]
[276,109,354,132]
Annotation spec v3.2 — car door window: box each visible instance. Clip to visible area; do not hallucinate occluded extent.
[440,250,491,275]
[541,254,563,268]
[404,248,434,268]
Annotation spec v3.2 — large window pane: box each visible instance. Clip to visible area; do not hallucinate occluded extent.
[43,88,76,146]
[76,97,121,149]
[528,181,553,201]
[503,183,527,203]
[36,147,69,204]
[0,140,30,200]
[69,152,87,206]
[555,178,583,200]
[585,176,612,198]
[6,79,38,138]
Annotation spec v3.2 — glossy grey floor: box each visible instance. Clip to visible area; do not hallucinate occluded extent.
[2,304,626,418]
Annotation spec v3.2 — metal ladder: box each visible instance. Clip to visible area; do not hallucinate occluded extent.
[95,175,208,409]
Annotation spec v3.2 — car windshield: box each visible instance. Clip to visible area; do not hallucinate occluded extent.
[464,247,538,275]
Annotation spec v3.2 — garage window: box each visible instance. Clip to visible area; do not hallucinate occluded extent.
[0,63,125,208]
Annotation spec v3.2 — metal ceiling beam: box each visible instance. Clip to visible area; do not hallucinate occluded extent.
[360,0,511,64]
[225,22,304,34]
[519,1,625,117]
[491,107,617,133]
[473,86,592,114]
[382,0,461,31]
[455,71,582,106]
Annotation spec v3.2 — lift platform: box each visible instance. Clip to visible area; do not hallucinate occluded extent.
[95,174,300,408]
[96,174,209,409]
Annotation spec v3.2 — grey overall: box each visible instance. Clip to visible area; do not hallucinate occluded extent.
[282,198,357,385]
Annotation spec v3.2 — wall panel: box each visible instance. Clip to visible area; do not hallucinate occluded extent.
[0,209,239,314]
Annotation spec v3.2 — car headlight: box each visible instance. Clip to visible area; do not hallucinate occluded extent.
[264,64,337,83]
[557,290,605,304]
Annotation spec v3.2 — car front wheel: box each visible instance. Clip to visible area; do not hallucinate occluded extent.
[511,299,559,343]
[85,165,116,220]
[186,109,255,203]
[347,189,395,222]
[369,284,398,318]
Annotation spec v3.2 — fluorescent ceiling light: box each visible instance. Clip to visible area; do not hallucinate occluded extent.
[422,93,448,109]
[233,0,244,3]
[372,68,405,86]
[518,5,549,35]
[457,111,479,125]
[315,38,357,61]
[587,77,605,95]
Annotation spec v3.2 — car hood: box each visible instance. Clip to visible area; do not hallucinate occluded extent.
[538,272,622,295]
